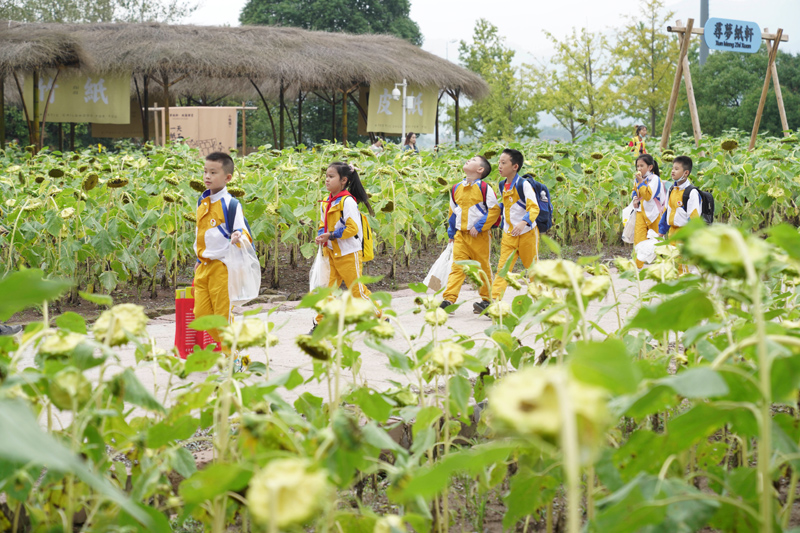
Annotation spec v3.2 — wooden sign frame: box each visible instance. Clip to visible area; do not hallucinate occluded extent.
[661,18,790,151]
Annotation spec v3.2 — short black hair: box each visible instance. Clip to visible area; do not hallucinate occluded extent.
[206,151,234,176]
[502,148,523,172]
[672,155,693,175]
[477,155,492,179]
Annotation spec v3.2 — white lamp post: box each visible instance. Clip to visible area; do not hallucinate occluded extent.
[392,78,410,144]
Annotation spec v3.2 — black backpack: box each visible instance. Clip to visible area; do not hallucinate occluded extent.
[677,185,714,224]
[498,174,554,233]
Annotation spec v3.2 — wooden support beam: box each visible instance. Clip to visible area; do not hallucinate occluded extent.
[764,28,790,136]
[682,55,702,146]
[0,76,5,148]
[661,18,694,150]
[750,28,783,150]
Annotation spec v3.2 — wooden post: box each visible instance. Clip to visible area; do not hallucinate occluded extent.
[142,75,150,144]
[0,75,5,148]
[32,70,40,149]
[241,102,247,156]
[435,90,443,146]
[58,123,63,152]
[331,92,336,142]
[750,28,783,150]
[342,89,348,146]
[682,55,702,146]
[161,72,171,144]
[69,123,75,151]
[279,81,285,150]
[660,18,694,150]
[764,28,790,136]
[297,91,303,146]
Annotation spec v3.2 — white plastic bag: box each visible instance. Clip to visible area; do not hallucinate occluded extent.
[635,230,661,264]
[621,203,636,244]
[309,246,330,292]
[424,243,454,291]
[224,240,261,304]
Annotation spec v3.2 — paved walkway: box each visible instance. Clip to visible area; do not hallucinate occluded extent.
[19,270,652,430]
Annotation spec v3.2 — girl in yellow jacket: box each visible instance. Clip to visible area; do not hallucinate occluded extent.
[312,161,378,331]
[631,154,665,268]
[628,125,647,156]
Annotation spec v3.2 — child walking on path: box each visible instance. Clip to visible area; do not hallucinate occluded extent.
[193,151,252,351]
[659,155,702,275]
[487,149,541,311]
[312,162,379,331]
[631,154,665,269]
[440,155,501,311]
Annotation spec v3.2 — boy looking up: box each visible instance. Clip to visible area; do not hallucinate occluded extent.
[440,155,500,311]
[484,148,540,312]
[194,151,251,350]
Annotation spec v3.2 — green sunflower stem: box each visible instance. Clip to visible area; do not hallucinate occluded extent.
[555,373,581,533]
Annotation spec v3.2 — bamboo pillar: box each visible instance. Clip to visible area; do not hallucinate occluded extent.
[297,92,303,146]
[342,90,348,146]
[161,72,171,144]
[682,55,702,146]
[142,75,150,143]
[0,75,5,148]
[32,70,40,149]
[764,29,790,136]
[435,90,442,146]
[750,28,784,150]
[279,82,285,150]
[331,92,336,142]
[69,123,75,151]
[454,90,460,144]
[241,102,247,155]
[660,19,694,150]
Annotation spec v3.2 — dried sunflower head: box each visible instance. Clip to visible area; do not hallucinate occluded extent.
[229,187,245,198]
[296,334,333,361]
[368,322,395,339]
[182,212,197,223]
[107,176,129,189]
[720,139,739,151]
[590,152,604,160]
[247,458,329,528]
[165,175,180,186]
[59,207,76,220]
[163,192,181,203]
[82,173,99,191]
[189,179,206,192]
[92,304,148,346]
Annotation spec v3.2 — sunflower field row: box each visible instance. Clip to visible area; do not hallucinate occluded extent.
[1,131,799,294]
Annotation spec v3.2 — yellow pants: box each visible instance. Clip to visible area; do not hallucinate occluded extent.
[194,259,230,351]
[634,210,661,269]
[315,248,380,323]
[491,228,539,300]
[667,226,690,275]
[443,231,492,303]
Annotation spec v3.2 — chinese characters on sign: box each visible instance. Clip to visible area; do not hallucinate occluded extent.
[23,72,131,123]
[365,82,437,134]
[704,18,762,54]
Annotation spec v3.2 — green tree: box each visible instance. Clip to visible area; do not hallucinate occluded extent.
[612,0,679,133]
[0,0,195,23]
[537,28,620,141]
[239,0,422,45]
[673,46,800,137]
[453,19,538,142]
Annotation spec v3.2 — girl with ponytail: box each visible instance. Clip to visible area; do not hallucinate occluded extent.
[310,161,380,332]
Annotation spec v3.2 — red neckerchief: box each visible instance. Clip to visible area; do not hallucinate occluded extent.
[323,190,353,233]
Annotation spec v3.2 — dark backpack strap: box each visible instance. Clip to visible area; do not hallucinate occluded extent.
[682,185,696,209]
[450,183,459,203]
[225,198,238,237]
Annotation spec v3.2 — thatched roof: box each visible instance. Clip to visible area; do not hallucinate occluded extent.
[0,21,488,100]
[0,21,91,76]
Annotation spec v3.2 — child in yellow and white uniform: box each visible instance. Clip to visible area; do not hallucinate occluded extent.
[628,125,647,156]
[631,154,665,268]
[487,149,541,310]
[194,152,252,351]
[441,155,501,311]
[658,155,701,274]
[312,161,379,330]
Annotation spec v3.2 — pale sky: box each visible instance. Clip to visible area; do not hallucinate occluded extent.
[187,0,800,62]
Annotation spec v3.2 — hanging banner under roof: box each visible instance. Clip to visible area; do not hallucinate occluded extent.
[366,82,437,134]
[23,72,131,124]
[703,18,761,53]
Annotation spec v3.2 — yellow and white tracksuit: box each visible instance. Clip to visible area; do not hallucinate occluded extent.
[315,194,379,323]
[193,187,252,350]
[659,180,702,274]
[443,179,501,304]
[491,175,541,300]
[629,135,646,155]
[632,172,665,268]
